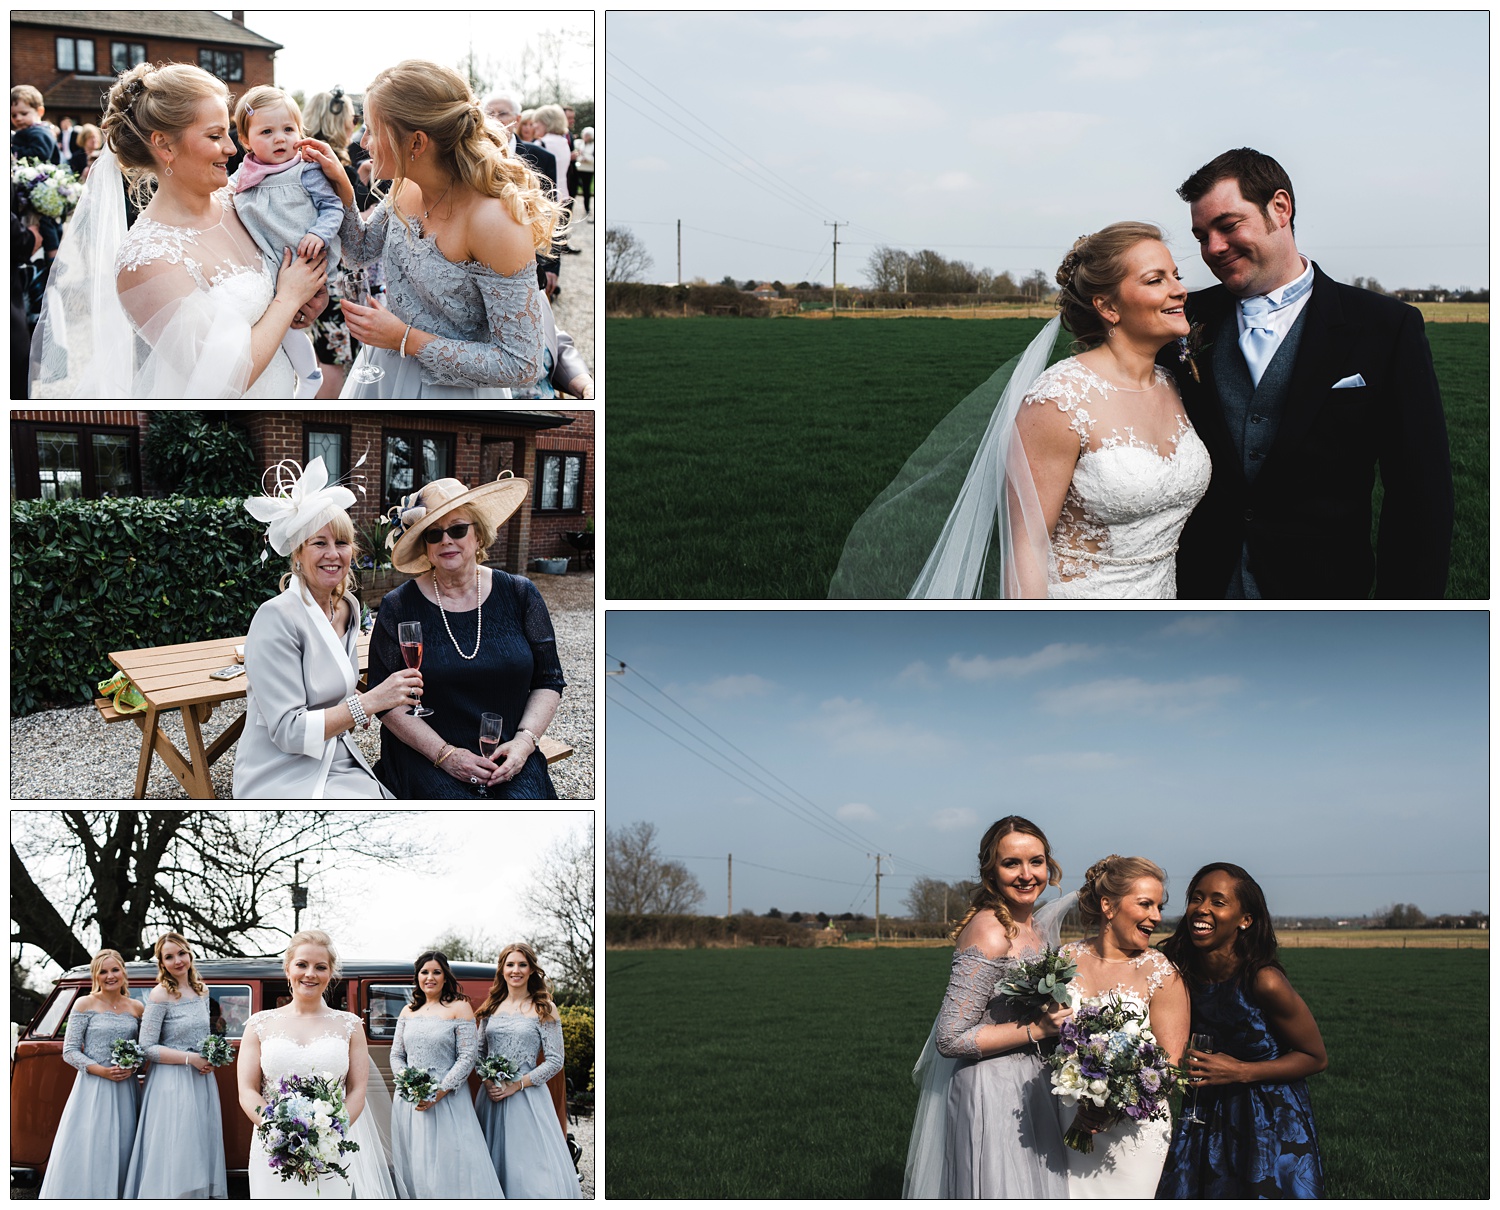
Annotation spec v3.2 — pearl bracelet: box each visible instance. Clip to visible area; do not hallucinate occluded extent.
[346,694,370,730]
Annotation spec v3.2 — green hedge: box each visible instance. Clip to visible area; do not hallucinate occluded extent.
[11,496,283,715]
[558,1004,594,1103]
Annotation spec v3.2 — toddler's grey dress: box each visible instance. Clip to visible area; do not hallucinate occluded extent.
[474,1012,581,1198]
[337,199,546,398]
[123,994,227,1198]
[389,1016,505,1198]
[230,157,343,278]
[39,1009,142,1199]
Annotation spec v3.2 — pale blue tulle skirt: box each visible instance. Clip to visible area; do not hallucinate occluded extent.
[390,1092,505,1198]
[123,1063,227,1198]
[39,1069,140,1198]
[474,1083,581,1199]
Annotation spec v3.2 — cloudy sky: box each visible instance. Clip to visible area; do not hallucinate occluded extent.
[605,611,1488,920]
[606,11,1488,290]
[225,10,594,103]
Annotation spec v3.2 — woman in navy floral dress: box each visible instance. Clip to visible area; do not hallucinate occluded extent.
[1156,863,1327,1198]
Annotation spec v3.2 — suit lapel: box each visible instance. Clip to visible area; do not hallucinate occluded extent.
[1264,263,1349,462]
[1182,287,1240,474]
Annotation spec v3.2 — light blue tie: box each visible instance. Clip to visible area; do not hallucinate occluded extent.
[1239,295,1277,387]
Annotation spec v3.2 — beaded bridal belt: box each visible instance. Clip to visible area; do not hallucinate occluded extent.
[1054,544,1178,567]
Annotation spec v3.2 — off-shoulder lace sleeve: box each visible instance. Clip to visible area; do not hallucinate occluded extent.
[139,999,167,1062]
[62,1011,93,1072]
[437,1021,478,1092]
[390,1016,408,1075]
[475,1016,490,1062]
[337,199,391,267]
[530,1017,565,1087]
[935,947,1005,1058]
[414,266,545,389]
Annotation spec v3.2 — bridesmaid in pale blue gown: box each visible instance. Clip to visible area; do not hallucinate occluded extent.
[39,950,144,1199]
[389,950,505,1198]
[123,931,227,1199]
[473,942,581,1199]
[295,59,566,399]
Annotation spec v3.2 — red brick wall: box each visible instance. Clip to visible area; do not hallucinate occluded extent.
[532,409,595,560]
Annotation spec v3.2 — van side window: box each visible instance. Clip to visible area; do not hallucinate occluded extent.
[366,985,410,1038]
[33,988,79,1038]
[207,985,253,1037]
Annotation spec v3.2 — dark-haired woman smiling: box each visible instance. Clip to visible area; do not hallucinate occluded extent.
[389,951,503,1197]
[1155,863,1327,1198]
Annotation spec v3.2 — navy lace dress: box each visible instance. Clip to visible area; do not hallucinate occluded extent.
[1156,978,1326,1198]
[368,572,565,799]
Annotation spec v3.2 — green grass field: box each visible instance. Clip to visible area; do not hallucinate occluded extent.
[604,946,1488,1199]
[606,318,1488,599]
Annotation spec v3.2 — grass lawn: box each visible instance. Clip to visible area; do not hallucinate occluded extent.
[606,318,1487,599]
[604,946,1488,1199]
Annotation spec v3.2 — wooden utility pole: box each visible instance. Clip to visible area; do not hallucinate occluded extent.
[727,853,733,917]
[676,219,682,285]
[870,853,887,942]
[824,220,845,317]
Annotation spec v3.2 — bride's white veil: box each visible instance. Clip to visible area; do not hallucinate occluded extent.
[345,1054,411,1198]
[901,890,1078,1198]
[828,316,1064,599]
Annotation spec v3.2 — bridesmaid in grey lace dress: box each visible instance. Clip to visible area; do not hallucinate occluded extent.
[905,817,1073,1198]
[39,950,144,1199]
[123,932,226,1199]
[296,59,566,399]
[389,951,504,1197]
[473,942,582,1198]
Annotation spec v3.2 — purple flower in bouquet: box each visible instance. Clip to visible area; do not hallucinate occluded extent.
[255,1072,359,1185]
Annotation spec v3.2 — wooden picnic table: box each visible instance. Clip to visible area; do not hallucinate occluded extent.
[100,634,572,799]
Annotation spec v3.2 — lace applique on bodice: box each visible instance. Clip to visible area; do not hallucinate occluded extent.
[62,1009,141,1071]
[339,201,545,389]
[1059,940,1176,1012]
[477,1011,566,1085]
[1023,357,1211,598]
[247,1009,359,1098]
[934,941,1047,1058]
[115,191,271,298]
[390,1015,478,1093]
[139,992,211,1061]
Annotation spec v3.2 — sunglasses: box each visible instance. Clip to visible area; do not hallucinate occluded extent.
[422,522,473,544]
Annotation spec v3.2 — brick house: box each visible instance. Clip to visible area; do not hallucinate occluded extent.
[10,10,281,126]
[10,409,594,573]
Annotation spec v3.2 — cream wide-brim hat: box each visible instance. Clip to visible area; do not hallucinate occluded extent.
[385,473,531,574]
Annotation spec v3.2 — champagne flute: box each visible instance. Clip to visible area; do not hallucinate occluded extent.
[479,713,504,762]
[348,266,386,385]
[397,622,432,717]
[1183,1031,1216,1124]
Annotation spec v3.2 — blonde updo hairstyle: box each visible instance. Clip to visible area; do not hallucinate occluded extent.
[153,930,206,997]
[952,815,1063,941]
[363,59,565,253]
[101,61,230,206]
[89,948,129,995]
[283,928,342,979]
[1077,854,1167,932]
[233,84,303,145]
[1054,221,1164,351]
[281,509,361,603]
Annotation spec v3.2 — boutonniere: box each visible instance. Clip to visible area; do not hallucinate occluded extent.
[1176,322,1212,383]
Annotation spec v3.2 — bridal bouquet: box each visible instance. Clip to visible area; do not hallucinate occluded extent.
[257,1072,359,1184]
[11,157,83,221]
[1048,993,1183,1153]
[476,1054,519,1083]
[393,1065,438,1104]
[996,947,1077,1023]
[199,1034,235,1067]
[109,1038,147,1069]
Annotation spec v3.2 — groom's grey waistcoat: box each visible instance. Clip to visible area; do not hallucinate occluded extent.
[1212,308,1310,596]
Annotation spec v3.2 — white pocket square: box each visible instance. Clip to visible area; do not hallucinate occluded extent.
[1331,374,1366,389]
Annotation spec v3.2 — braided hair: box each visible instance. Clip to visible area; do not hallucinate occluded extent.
[1076,854,1166,931]
[1054,221,1164,350]
[952,815,1062,941]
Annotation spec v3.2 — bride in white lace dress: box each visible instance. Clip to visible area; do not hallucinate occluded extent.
[28,62,326,399]
[1056,856,1189,1198]
[236,930,399,1199]
[829,222,1210,599]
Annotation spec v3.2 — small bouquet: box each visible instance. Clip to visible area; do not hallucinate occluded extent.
[393,1065,438,1104]
[1048,993,1184,1153]
[476,1054,519,1084]
[199,1034,235,1067]
[110,1038,147,1069]
[11,157,84,222]
[256,1072,359,1185]
[996,947,1077,1024]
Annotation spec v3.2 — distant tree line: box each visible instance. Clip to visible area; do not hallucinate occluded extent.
[864,245,1051,300]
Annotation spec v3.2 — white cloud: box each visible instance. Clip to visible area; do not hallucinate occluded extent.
[702,673,773,699]
[807,696,961,758]
[895,660,936,688]
[1158,614,1233,638]
[1022,751,1125,771]
[932,807,978,832]
[1038,675,1241,718]
[837,802,878,822]
[948,642,1101,680]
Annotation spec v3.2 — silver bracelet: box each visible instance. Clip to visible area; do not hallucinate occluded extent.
[346,694,370,730]
[517,727,541,750]
[399,324,412,358]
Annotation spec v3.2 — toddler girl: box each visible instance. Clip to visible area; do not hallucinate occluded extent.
[229,86,343,398]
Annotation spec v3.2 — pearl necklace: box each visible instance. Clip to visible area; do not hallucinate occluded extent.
[432,568,482,659]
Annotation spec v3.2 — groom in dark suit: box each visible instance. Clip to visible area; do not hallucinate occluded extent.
[1166,148,1453,598]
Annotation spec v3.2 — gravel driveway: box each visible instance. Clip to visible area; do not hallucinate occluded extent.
[9,572,594,801]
